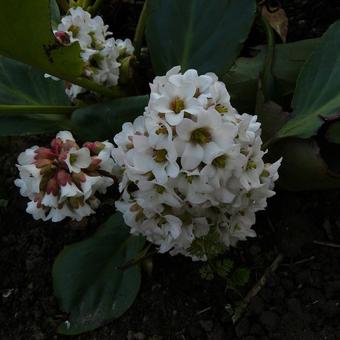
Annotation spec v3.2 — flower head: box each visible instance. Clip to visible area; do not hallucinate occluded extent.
[15,131,115,222]
[113,66,281,260]
[45,8,134,101]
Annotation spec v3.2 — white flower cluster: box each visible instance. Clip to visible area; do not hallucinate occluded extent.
[47,7,134,101]
[15,131,115,222]
[112,66,281,259]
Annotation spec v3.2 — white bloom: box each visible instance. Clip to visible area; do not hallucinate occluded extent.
[27,201,47,221]
[116,38,135,56]
[65,147,92,173]
[15,131,115,222]
[113,66,281,260]
[65,84,87,101]
[48,8,134,101]
[56,130,75,142]
[17,146,38,165]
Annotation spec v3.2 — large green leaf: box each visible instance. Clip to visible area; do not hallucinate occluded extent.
[145,0,256,76]
[0,57,71,136]
[53,213,145,335]
[72,95,149,140]
[277,21,340,139]
[0,0,83,80]
[0,57,68,105]
[0,113,71,136]
[223,38,321,112]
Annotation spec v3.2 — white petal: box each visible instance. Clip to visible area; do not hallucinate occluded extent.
[181,143,204,170]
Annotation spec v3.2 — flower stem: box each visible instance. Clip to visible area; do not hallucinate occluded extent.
[118,244,156,270]
[133,0,148,59]
[0,105,78,115]
[70,77,127,98]
[88,0,104,15]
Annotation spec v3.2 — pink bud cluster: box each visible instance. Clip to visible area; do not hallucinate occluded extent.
[15,131,115,222]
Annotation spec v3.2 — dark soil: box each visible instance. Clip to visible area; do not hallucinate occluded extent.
[1,1,340,339]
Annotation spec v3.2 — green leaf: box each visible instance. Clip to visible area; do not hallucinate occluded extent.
[53,213,145,335]
[223,38,321,112]
[0,57,68,105]
[277,21,340,139]
[0,56,71,136]
[0,0,83,80]
[146,0,256,76]
[72,95,149,140]
[50,0,61,29]
[0,114,70,137]
[0,0,115,96]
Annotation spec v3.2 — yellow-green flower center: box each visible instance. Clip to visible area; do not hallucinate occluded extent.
[69,154,77,164]
[156,126,168,135]
[170,97,185,114]
[212,155,227,168]
[215,104,228,113]
[153,149,168,163]
[190,127,212,144]
[246,161,257,170]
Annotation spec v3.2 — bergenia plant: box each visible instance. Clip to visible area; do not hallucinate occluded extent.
[1,0,339,335]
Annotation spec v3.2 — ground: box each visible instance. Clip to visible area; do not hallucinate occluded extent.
[1,0,340,339]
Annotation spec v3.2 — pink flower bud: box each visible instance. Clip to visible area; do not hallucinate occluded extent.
[57,169,71,187]
[51,138,63,154]
[35,147,56,160]
[35,159,53,169]
[83,142,104,155]
[46,176,59,196]
[55,31,71,45]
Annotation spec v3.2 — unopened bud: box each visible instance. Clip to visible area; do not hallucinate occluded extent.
[54,31,71,45]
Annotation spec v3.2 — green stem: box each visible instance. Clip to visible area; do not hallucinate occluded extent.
[82,0,92,8]
[57,0,69,13]
[118,244,156,270]
[71,77,126,98]
[0,105,77,115]
[260,15,275,101]
[88,0,104,15]
[133,0,148,59]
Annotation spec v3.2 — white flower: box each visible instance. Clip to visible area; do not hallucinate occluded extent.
[65,147,92,173]
[113,66,281,260]
[116,38,135,56]
[148,69,202,126]
[175,108,238,170]
[65,84,87,101]
[26,201,47,221]
[17,146,38,165]
[56,130,75,142]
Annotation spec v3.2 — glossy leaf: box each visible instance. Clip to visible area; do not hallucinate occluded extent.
[53,214,145,335]
[50,0,61,28]
[277,21,340,139]
[0,0,83,80]
[72,95,149,140]
[0,57,70,136]
[146,0,256,76]
[223,38,320,112]
[0,57,69,105]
